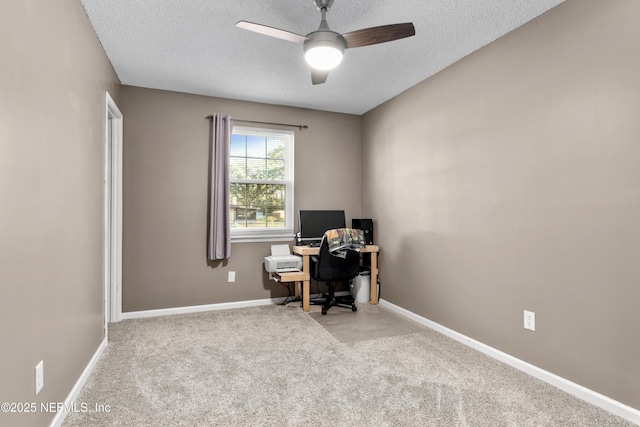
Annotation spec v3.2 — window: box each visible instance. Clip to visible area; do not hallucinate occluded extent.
[229,126,294,242]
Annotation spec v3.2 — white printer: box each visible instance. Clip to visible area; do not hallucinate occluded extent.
[264,244,302,273]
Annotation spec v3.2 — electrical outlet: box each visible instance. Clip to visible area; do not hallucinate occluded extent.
[228,271,235,282]
[35,360,44,395]
[524,310,536,331]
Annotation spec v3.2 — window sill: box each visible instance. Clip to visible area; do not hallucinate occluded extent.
[231,232,295,244]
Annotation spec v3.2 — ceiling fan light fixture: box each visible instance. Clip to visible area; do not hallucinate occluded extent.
[304,44,343,70]
[304,31,346,70]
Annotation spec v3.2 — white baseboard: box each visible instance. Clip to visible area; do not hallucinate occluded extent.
[49,338,108,427]
[120,297,287,320]
[378,299,640,426]
[120,292,355,320]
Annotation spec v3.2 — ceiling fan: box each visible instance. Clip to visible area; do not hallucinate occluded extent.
[236,0,415,85]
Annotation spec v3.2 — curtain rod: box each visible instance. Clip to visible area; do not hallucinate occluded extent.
[205,115,308,130]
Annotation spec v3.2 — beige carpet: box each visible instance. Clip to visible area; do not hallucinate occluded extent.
[63,304,634,426]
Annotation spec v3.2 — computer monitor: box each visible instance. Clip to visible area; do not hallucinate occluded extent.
[298,210,346,246]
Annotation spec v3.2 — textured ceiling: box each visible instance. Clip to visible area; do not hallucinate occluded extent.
[81,0,564,115]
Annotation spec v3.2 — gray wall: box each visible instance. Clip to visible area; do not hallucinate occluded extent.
[362,0,640,410]
[0,1,121,426]
[119,86,362,312]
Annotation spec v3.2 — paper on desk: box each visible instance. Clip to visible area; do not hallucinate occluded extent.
[270,244,291,256]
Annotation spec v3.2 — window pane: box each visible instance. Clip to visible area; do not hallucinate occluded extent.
[246,158,266,179]
[230,157,246,179]
[243,184,264,208]
[230,183,246,206]
[267,206,285,228]
[230,135,246,157]
[268,184,286,205]
[246,136,265,158]
[266,184,286,228]
[267,159,285,179]
[266,138,285,159]
[231,208,247,228]
[246,207,267,228]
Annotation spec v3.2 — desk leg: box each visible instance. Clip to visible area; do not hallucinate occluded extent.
[294,281,301,297]
[302,254,310,312]
[302,279,310,312]
[370,251,378,305]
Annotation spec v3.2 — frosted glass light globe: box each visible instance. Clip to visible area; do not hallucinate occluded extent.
[304,45,343,70]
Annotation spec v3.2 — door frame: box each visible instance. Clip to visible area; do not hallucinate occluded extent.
[105,92,123,327]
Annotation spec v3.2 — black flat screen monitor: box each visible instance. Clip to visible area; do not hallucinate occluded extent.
[298,210,346,245]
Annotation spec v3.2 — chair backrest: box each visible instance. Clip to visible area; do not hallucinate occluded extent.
[313,234,361,282]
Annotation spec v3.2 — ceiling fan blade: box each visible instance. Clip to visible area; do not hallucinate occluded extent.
[236,21,308,44]
[342,23,415,49]
[311,69,329,85]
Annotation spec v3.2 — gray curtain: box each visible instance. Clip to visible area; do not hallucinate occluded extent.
[208,113,232,260]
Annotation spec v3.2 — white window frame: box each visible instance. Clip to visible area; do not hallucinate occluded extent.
[230,126,295,243]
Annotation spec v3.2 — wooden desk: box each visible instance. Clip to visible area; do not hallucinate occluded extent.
[272,245,380,312]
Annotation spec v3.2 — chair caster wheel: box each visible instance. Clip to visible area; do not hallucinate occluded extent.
[322,307,328,315]
[352,305,357,312]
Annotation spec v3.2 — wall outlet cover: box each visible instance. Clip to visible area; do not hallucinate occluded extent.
[35,360,44,395]
[524,310,536,331]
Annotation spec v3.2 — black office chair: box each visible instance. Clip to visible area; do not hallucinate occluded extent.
[310,233,360,315]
